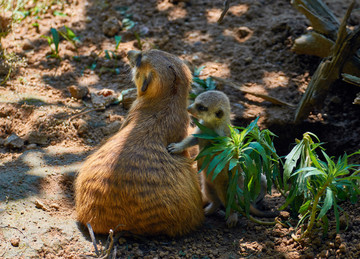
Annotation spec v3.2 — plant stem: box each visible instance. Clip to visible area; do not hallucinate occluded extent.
[299,181,330,239]
[233,203,276,225]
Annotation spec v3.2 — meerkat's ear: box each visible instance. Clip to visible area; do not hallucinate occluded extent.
[136,53,142,67]
[141,73,152,92]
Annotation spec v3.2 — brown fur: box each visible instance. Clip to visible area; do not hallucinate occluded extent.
[168,90,277,227]
[75,49,204,237]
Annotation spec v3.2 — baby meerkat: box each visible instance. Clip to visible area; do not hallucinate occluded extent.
[75,49,204,237]
[168,90,276,227]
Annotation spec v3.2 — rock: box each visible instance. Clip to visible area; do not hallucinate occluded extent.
[26,143,37,150]
[118,237,126,245]
[120,88,137,109]
[27,131,48,145]
[279,211,290,220]
[5,133,24,149]
[339,243,346,253]
[91,89,119,109]
[22,39,34,50]
[34,199,48,211]
[102,121,121,136]
[102,16,121,37]
[75,119,89,136]
[49,203,60,210]
[339,214,349,230]
[68,85,89,99]
[10,237,20,247]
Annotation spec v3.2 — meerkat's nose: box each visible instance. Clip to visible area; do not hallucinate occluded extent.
[127,50,142,67]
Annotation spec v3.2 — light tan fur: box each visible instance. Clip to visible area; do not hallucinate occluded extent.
[168,90,276,227]
[75,49,204,237]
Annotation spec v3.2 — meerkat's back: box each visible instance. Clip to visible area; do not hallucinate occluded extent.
[75,49,204,236]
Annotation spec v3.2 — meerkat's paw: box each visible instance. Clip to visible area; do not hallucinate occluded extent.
[167,143,184,154]
[204,202,219,215]
[226,212,238,228]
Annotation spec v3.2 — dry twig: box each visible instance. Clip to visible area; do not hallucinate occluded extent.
[212,76,296,107]
[217,0,231,23]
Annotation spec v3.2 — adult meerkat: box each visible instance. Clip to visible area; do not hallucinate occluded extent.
[75,49,204,237]
[168,90,276,227]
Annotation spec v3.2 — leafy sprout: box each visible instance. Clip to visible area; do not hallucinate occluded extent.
[281,132,360,241]
[195,117,279,221]
[58,26,80,50]
[115,35,122,51]
[41,28,61,59]
[190,66,217,99]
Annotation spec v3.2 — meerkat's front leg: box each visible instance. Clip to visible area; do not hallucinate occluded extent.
[167,129,200,154]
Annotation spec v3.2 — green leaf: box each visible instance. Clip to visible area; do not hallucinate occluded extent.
[207,151,227,179]
[105,50,111,59]
[205,77,216,90]
[213,149,233,177]
[317,188,333,219]
[115,35,122,50]
[229,158,238,171]
[50,28,60,54]
[298,200,311,214]
[53,10,67,17]
[198,155,212,174]
[192,134,219,140]
[122,18,135,30]
[90,62,97,70]
[284,141,303,183]
[226,168,239,217]
[193,66,205,77]
[192,118,218,137]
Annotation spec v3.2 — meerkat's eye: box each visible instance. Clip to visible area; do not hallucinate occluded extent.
[215,110,224,118]
[196,104,208,112]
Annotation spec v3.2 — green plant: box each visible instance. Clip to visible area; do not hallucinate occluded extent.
[103,35,122,60]
[195,117,279,224]
[115,35,122,51]
[58,25,80,50]
[134,31,143,50]
[41,27,60,59]
[281,132,360,241]
[190,66,217,99]
[122,18,135,31]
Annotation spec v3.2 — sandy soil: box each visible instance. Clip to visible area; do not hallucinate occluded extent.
[1,0,360,258]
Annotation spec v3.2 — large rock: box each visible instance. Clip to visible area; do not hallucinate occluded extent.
[27,131,48,145]
[68,85,89,99]
[102,16,122,37]
[4,133,24,149]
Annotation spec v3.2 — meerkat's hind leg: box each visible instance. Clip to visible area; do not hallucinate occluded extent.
[254,174,268,204]
[204,200,221,215]
[226,211,238,228]
[203,180,221,215]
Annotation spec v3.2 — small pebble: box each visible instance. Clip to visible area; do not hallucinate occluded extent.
[10,237,20,247]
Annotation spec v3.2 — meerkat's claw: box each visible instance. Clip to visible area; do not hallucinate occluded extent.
[167,143,183,154]
[226,212,238,228]
[204,202,219,215]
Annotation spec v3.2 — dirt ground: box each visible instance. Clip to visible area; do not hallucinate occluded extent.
[1,0,360,258]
